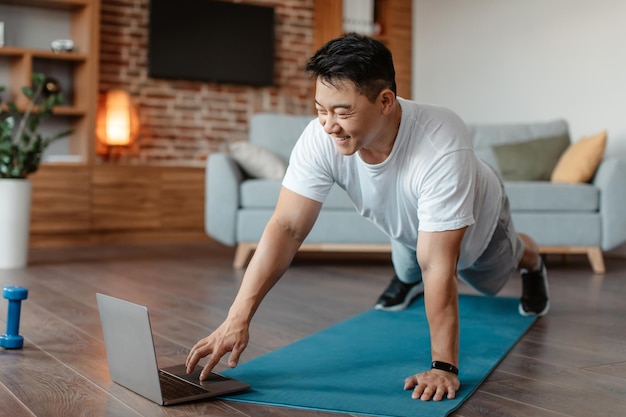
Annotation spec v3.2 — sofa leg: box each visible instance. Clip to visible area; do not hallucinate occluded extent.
[586,247,606,274]
[233,243,256,269]
[539,246,606,274]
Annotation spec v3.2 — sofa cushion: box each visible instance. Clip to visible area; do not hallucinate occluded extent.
[470,119,569,173]
[249,113,316,161]
[492,133,570,181]
[511,212,601,247]
[551,130,607,183]
[240,179,282,208]
[228,141,288,180]
[237,209,390,244]
[504,181,599,212]
[240,180,354,209]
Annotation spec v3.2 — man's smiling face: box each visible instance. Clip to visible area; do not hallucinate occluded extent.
[314,77,388,157]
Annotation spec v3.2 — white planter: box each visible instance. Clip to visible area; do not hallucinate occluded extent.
[0,179,32,269]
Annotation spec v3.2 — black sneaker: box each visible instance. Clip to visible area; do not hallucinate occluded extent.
[375,275,424,311]
[519,262,550,316]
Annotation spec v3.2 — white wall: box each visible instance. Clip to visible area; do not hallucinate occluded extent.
[412,0,626,157]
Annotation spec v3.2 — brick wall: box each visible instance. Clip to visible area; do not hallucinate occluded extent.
[98,0,315,165]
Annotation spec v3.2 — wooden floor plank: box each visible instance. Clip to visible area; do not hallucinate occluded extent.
[454,390,569,417]
[0,383,36,417]
[0,339,141,417]
[584,361,626,380]
[497,354,626,401]
[479,376,626,417]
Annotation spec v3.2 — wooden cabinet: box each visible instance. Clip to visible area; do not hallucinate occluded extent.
[30,163,91,235]
[90,165,204,233]
[0,0,99,163]
[313,0,412,99]
[29,165,209,247]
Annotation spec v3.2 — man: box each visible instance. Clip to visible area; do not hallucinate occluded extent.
[186,33,549,402]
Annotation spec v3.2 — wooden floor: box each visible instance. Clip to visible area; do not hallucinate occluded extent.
[0,241,625,417]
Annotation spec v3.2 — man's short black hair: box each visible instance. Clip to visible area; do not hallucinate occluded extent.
[305,33,397,103]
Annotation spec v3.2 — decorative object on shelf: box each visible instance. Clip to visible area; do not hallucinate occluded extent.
[0,73,71,269]
[0,22,4,48]
[96,90,139,148]
[342,0,377,35]
[42,77,61,97]
[50,39,74,53]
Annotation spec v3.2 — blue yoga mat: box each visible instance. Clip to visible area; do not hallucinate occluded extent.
[221,295,536,417]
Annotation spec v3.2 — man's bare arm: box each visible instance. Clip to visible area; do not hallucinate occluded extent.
[186,187,322,379]
[404,227,466,401]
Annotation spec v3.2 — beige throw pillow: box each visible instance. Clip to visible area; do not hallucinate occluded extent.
[228,141,288,180]
[551,130,607,183]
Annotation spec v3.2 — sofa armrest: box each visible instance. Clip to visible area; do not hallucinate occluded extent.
[593,156,626,250]
[205,152,245,246]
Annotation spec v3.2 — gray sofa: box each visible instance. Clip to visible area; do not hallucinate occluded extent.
[206,113,626,273]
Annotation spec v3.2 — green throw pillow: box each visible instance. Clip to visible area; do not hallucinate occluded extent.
[492,133,570,181]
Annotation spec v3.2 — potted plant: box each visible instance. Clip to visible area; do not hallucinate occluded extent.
[0,73,70,269]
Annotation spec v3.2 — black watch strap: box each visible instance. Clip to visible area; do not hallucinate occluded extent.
[431,361,459,375]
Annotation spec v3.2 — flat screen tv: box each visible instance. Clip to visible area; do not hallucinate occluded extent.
[148,0,275,86]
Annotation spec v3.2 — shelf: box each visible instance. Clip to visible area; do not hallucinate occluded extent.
[0,46,24,57]
[1,103,86,116]
[0,0,87,10]
[41,158,86,165]
[52,105,86,116]
[0,47,88,62]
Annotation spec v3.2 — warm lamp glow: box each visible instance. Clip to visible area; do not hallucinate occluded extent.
[96,90,139,146]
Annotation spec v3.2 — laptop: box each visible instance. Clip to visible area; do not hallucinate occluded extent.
[96,293,250,405]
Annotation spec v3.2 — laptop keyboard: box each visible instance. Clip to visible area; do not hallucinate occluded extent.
[159,371,210,401]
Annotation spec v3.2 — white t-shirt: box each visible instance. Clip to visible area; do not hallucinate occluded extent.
[282,98,502,269]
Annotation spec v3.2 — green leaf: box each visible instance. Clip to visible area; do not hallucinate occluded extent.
[21,86,34,99]
[31,73,45,85]
[7,102,19,114]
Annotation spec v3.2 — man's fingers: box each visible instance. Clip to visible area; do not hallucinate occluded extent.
[228,344,245,368]
[433,385,447,401]
[186,337,215,370]
[418,386,430,400]
[200,354,222,380]
[185,342,208,373]
[405,371,460,401]
[199,342,232,380]
[404,375,418,390]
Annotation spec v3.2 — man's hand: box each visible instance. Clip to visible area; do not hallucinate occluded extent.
[404,369,460,401]
[185,318,249,380]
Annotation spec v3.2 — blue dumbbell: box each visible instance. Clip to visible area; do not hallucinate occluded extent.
[0,286,28,349]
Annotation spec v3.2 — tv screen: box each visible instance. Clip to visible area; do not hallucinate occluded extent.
[148,0,275,86]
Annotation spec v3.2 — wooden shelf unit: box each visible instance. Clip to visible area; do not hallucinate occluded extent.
[0,0,99,163]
